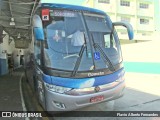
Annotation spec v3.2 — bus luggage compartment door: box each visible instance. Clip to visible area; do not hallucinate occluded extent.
[36,69,46,109]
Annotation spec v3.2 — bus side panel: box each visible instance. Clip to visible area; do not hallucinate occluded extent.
[24,50,35,89]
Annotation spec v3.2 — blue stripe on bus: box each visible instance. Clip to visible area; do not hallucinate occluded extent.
[34,28,44,41]
[42,68,125,89]
[43,74,52,84]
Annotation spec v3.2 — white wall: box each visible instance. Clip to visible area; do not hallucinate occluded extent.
[137,17,154,31]
[117,0,136,15]
[0,31,14,59]
[89,0,155,41]
[0,31,25,71]
[94,0,117,13]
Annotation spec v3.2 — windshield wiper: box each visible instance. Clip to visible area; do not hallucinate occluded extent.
[71,12,96,77]
[91,34,115,72]
[71,44,86,77]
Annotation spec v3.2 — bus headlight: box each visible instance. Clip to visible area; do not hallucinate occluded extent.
[44,83,72,94]
[115,76,125,82]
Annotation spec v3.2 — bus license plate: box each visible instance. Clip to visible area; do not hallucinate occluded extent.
[90,95,104,103]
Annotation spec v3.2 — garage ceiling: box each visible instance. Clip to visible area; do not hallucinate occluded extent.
[0,0,39,41]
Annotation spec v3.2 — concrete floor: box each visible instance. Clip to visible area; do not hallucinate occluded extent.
[121,40,160,63]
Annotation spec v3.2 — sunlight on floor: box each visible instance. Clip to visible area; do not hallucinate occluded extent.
[125,72,160,96]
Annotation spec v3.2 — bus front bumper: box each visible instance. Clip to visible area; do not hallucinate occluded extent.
[44,80,125,111]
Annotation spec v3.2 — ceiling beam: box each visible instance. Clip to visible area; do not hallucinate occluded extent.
[1,26,30,31]
[0,18,30,28]
[0,0,40,40]
[11,5,32,11]
[0,15,31,19]
[2,1,35,5]
[1,9,31,16]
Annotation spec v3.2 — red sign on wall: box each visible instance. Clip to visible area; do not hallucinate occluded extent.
[42,9,49,21]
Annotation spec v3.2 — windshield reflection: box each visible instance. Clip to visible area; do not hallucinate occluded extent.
[43,10,122,72]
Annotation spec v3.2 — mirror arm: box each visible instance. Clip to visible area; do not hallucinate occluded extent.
[33,15,45,41]
[113,21,134,40]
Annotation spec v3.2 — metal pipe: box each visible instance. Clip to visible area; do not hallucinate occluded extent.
[30,0,38,25]
[8,0,13,18]
[2,1,35,5]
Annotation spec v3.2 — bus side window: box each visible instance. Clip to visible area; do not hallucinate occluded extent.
[104,34,116,48]
[104,34,110,48]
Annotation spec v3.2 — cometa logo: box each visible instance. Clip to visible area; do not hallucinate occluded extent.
[94,86,100,92]
[88,72,104,77]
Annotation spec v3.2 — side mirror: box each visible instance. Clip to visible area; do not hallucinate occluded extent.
[113,21,134,40]
[34,28,44,41]
[33,15,44,41]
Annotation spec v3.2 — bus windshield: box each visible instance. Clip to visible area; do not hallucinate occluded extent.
[43,10,122,74]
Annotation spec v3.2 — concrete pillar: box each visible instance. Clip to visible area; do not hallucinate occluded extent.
[0,31,16,75]
[0,31,8,75]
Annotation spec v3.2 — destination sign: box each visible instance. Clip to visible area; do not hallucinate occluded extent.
[50,10,76,17]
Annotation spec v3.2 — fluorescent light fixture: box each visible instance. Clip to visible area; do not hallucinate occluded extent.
[17,33,21,39]
[10,18,15,26]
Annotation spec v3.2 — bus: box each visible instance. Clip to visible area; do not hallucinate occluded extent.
[24,3,134,112]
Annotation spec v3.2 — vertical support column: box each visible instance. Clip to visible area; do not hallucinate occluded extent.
[115,0,118,21]
[0,29,8,75]
[135,0,138,41]
[0,57,8,75]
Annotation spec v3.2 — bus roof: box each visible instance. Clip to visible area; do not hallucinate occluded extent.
[40,3,107,15]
